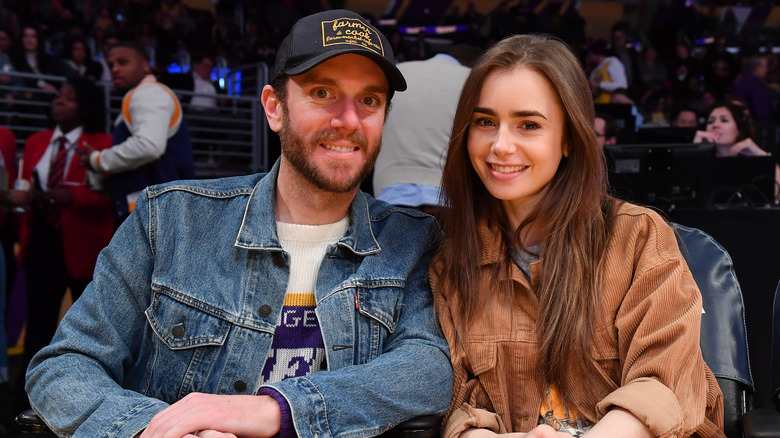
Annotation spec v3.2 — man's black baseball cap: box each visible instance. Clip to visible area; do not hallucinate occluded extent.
[272,9,407,92]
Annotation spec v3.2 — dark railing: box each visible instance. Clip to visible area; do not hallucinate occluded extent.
[0,66,270,179]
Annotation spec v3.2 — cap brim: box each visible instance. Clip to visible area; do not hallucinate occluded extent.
[282,49,407,92]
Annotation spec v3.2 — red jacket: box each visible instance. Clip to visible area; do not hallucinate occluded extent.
[20,129,114,279]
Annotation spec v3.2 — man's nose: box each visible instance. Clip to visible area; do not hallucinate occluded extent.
[331,99,360,132]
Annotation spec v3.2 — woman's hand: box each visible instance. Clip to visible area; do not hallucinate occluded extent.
[693,130,719,143]
[728,138,770,157]
[460,426,569,438]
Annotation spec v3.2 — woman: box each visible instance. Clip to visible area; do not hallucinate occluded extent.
[9,25,58,91]
[10,77,114,408]
[693,101,779,197]
[431,34,724,438]
[59,35,103,80]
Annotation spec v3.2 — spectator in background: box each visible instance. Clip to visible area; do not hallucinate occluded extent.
[637,44,666,99]
[694,101,773,158]
[82,41,194,225]
[9,77,114,413]
[671,107,700,128]
[608,22,640,95]
[694,101,780,198]
[373,43,474,217]
[594,112,619,148]
[94,33,119,83]
[58,35,103,80]
[586,39,627,104]
[668,42,702,104]
[0,126,17,300]
[9,25,58,91]
[610,88,645,130]
[702,34,738,101]
[732,55,775,123]
[188,52,219,111]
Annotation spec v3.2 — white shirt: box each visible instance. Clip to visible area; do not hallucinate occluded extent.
[190,72,217,110]
[35,125,83,191]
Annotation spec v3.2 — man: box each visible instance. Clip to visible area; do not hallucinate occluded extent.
[594,112,619,149]
[732,55,775,122]
[83,41,195,224]
[187,53,220,111]
[372,44,474,216]
[26,9,453,438]
[586,39,628,104]
[671,107,699,128]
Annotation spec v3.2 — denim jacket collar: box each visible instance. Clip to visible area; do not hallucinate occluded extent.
[234,159,381,256]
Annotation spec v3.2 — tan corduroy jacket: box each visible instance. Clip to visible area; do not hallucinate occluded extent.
[431,202,725,438]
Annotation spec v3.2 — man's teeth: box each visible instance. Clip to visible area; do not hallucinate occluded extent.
[323,144,355,152]
[491,164,526,173]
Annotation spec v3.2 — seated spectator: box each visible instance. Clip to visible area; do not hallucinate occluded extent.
[9,25,59,92]
[58,35,103,80]
[187,52,220,111]
[586,39,628,104]
[9,77,114,413]
[693,101,780,197]
[671,107,699,128]
[732,55,775,123]
[0,126,18,296]
[25,10,452,437]
[432,33,724,438]
[0,28,22,90]
[594,112,619,148]
[637,44,666,98]
[610,88,644,130]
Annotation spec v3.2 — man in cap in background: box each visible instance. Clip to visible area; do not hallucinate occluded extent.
[25,9,453,438]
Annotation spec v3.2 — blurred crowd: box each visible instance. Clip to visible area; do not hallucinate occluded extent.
[0,0,777,130]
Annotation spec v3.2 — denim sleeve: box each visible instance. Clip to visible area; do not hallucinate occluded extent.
[266,226,454,438]
[25,190,169,437]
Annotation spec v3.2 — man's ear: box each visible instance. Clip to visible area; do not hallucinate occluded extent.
[261,84,283,133]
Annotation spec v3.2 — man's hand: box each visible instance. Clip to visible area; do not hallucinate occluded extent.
[140,393,281,438]
[45,188,73,206]
[79,142,96,168]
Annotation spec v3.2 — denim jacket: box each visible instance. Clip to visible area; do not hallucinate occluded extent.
[26,161,453,438]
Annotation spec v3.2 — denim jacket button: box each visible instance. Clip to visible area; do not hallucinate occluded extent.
[233,380,247,392]
[172,324,185,339]
[258,304,272,317]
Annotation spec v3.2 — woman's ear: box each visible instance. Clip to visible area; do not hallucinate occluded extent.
[261,84,283,133]
[563,144,570,158]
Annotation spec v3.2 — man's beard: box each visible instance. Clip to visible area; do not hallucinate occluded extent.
[279,108,379,193]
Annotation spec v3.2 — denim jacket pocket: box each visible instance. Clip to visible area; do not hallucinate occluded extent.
[354,286,403,362]
[144,287,232,400]
[147,288,231,349]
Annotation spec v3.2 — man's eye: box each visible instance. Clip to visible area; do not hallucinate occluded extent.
[314,89,329,98]
[362,96,378,106]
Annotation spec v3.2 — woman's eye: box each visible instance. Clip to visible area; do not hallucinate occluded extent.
[520,121,540,130]
[474,117,494,127]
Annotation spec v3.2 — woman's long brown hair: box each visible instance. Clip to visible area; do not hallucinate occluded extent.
[436,34,616,411]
